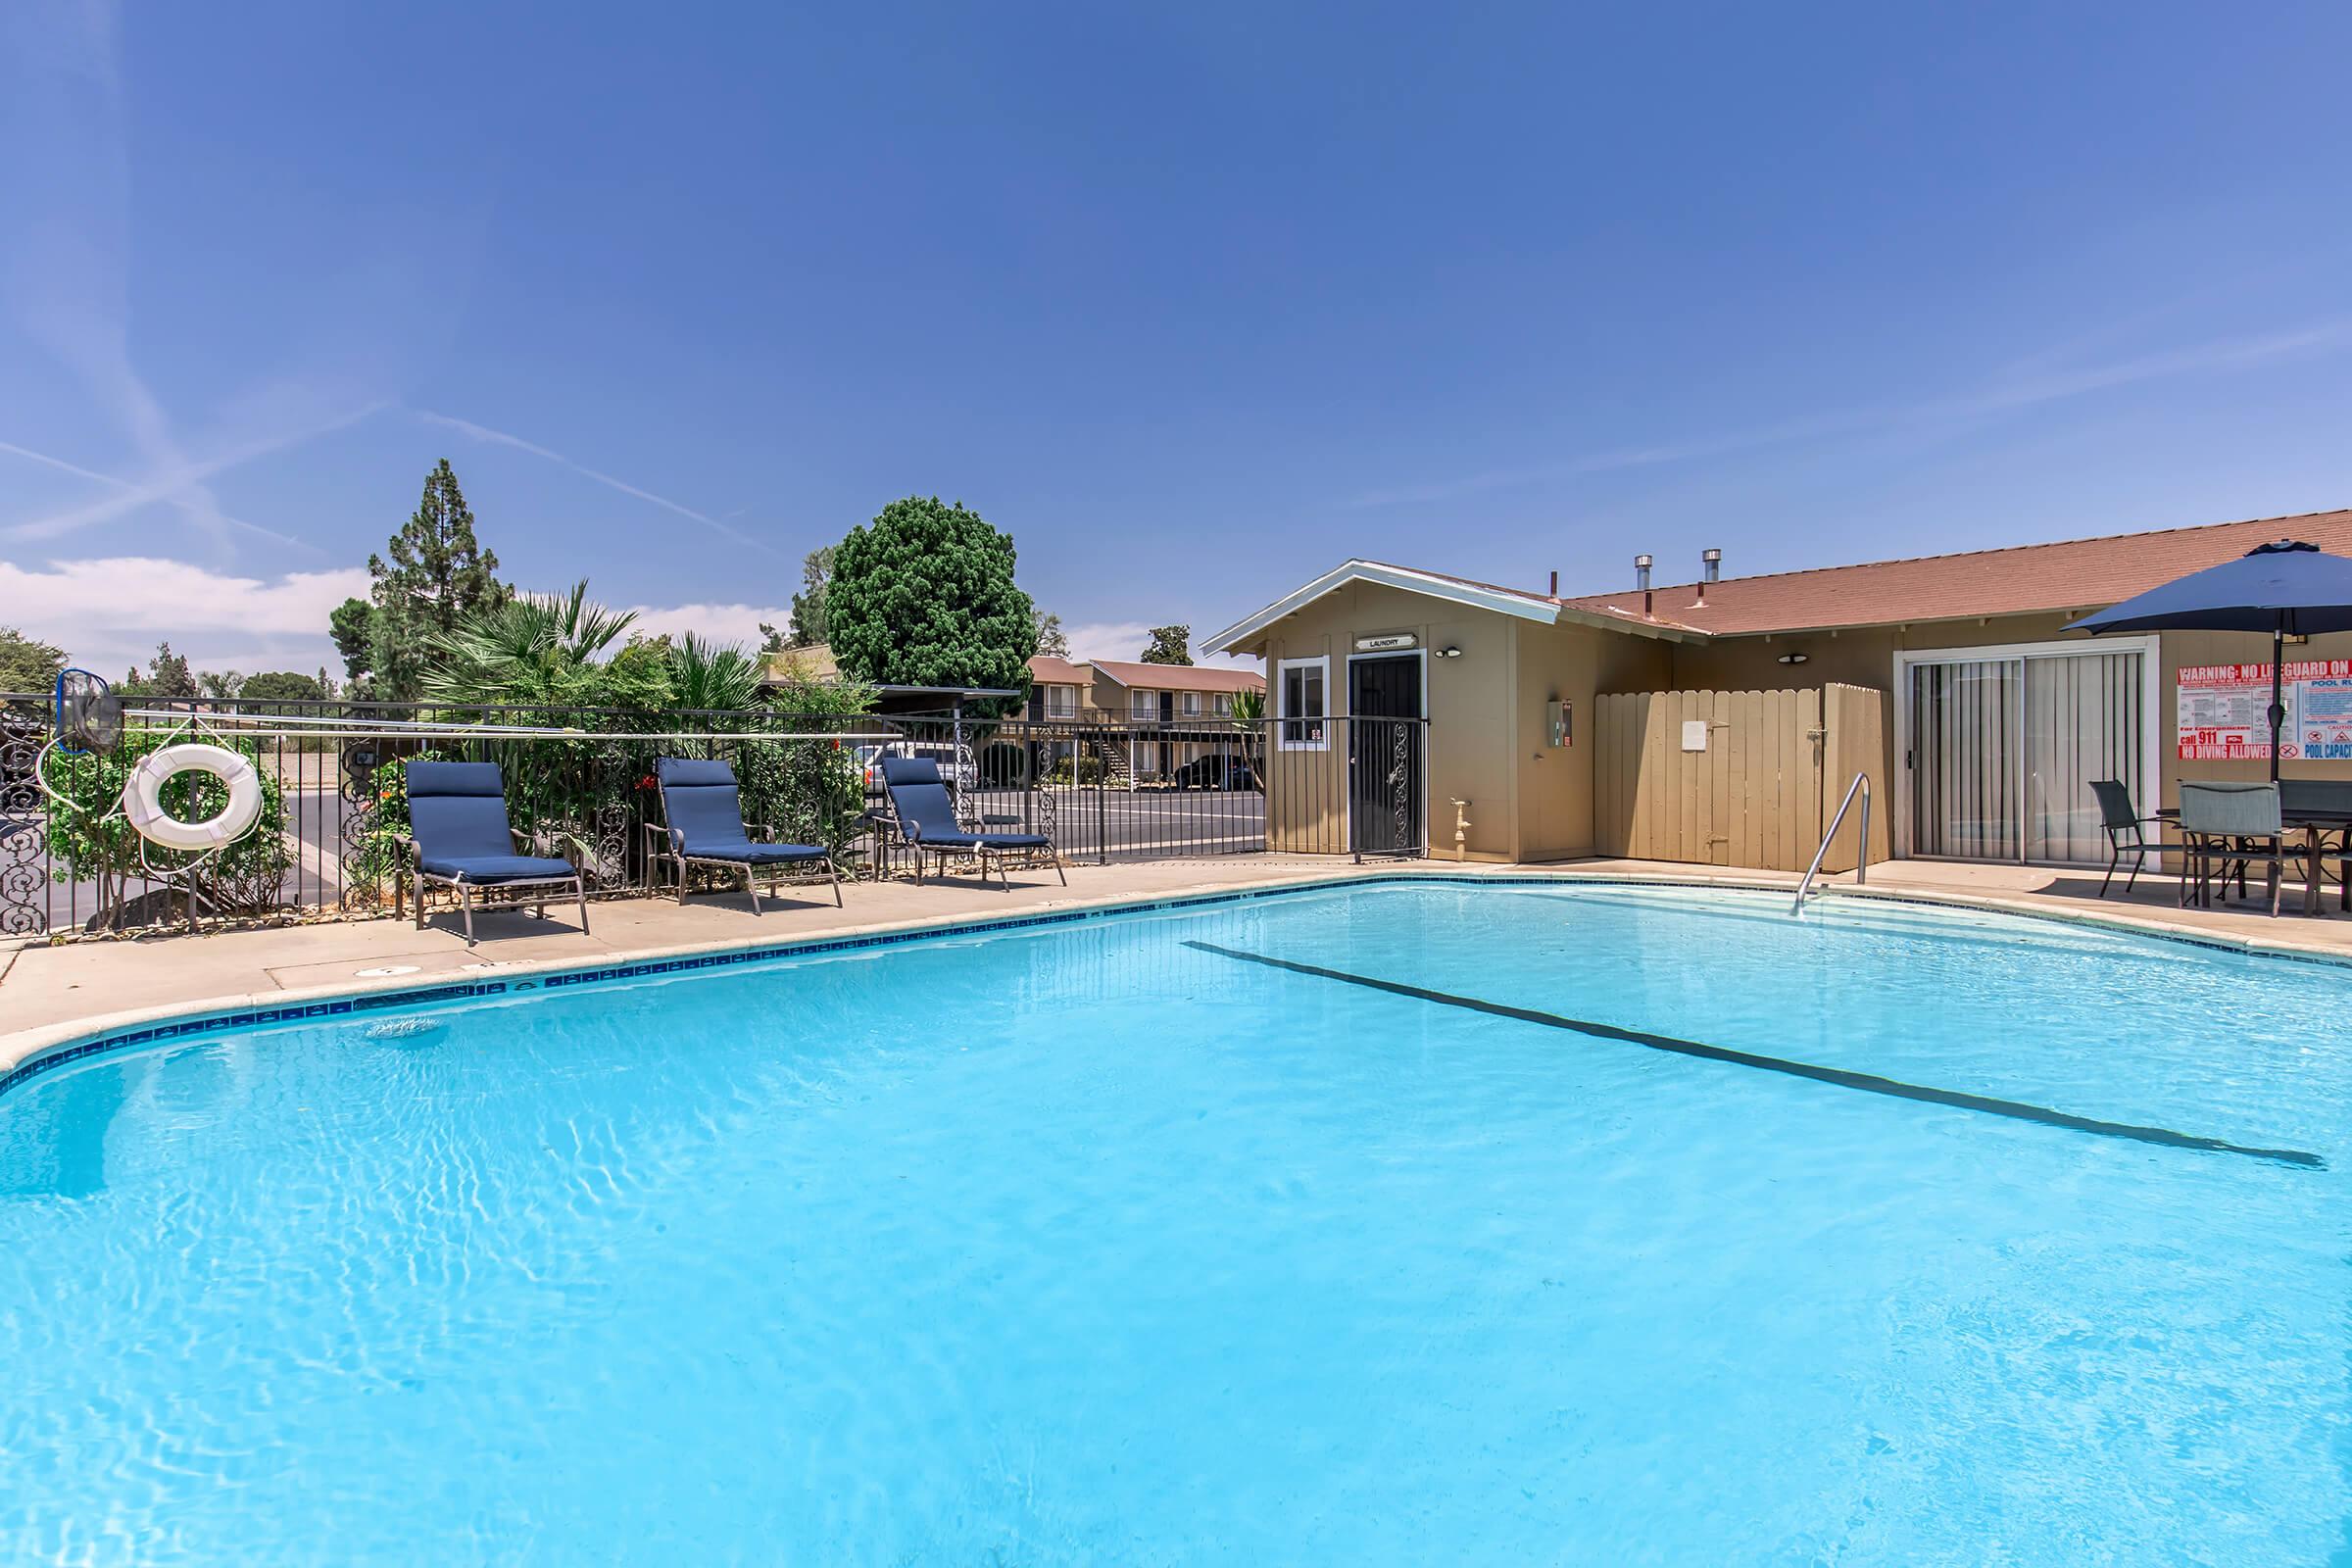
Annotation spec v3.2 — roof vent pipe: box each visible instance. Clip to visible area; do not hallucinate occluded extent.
[1635,554,1653,616]
[1702,548,1722,583]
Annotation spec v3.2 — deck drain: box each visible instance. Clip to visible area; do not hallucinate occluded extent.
[353,964,422,979]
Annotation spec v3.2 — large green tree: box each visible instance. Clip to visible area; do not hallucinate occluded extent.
[1141,624,1194,665]
[328,596,377,689]
[786,544,837,648]
[825,497,1037,695]
[0,625,68,695]
[240,670,326,705]
[351,459,509,699]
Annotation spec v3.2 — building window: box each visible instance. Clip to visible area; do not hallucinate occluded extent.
[1131,690,1156,720]
[1046,684,1078,718]
[1279,657,1328,749]
[1213,693,1234,716]
[1181,691,1202,716]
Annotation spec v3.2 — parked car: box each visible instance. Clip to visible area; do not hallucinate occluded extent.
[853,740,977,797]
[1168,753,1258,792]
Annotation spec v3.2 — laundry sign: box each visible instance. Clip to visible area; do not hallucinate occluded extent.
[2178,661,2352,761]
[1354,633,1418,652]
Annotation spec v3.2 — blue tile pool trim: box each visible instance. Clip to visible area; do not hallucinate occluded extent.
[8,872,2351,1103]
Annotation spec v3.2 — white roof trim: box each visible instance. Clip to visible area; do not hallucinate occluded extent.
[1204,560,1560,653]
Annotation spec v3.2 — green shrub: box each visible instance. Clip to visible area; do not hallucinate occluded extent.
[43,732,292,925]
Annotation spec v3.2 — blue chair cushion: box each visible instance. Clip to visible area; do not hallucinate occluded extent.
[656,757,830,859]
[914,830,1051,850]
[407,760,507,798]
[407,761,525,863]
[664,782,756,855]
[656,758,738,789]
[418,853,577,884]
[879,756,960,834]
[687,842,832,864]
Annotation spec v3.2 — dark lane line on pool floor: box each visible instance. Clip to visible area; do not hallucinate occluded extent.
[1182,941,2325,1170]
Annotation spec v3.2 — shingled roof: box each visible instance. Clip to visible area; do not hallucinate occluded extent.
[1559,509,2352,637]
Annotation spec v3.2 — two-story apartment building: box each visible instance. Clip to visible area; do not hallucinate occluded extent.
[1026,656,1266,781]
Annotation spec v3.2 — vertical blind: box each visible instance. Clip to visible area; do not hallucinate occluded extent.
[1910,650,2144,864]
[1911,660,2021,859]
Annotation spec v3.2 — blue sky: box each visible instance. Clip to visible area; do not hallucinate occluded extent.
[3,1,2350,680]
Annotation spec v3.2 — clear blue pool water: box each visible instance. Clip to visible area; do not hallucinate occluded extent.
[2,881,2348,1564]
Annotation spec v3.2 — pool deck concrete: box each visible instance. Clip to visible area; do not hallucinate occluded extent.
[7,852,2352,1076]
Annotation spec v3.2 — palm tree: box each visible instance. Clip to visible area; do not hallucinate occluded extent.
[420,581,636,710]
[1229,685,1266,784]
[664,631,765,713]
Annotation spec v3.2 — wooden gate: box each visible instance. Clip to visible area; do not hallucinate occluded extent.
[1592,683,1887,872]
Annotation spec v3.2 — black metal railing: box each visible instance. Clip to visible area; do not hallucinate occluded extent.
[0,693,1426,938]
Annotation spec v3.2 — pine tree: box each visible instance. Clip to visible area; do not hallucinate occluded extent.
[786,545,837,648]
[365,460,508,699]
[142,642,198,698]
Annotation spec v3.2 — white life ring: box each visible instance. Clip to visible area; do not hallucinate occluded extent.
[121,743,265,853]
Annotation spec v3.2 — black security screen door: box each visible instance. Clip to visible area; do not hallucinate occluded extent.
[1348,655,1424,854]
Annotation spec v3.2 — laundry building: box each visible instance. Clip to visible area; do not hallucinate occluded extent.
[1204,509,2352,869]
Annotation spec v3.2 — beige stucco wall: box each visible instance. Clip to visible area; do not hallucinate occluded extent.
[1251,581,1539,859]
[1670,613,2352,853]
[1512,619,1641,861]
[1244,576,2352,866]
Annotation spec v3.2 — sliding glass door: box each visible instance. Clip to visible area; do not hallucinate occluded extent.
[1906,644,2149,864]
[1911,659,2022,859]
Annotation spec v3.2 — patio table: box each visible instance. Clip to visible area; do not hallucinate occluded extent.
[2159,804,2352,915]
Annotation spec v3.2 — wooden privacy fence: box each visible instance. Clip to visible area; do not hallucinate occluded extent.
[1592,682,1889,873]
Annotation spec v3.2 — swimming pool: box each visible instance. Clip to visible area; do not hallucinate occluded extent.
[1,880,2346,1562]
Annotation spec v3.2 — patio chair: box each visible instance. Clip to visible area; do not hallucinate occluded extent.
[650,758,842,912]
[403,760,589,946]
[2280,779,2352,911]
[2087,779,2160,898]
[878,755,1064,889]
[2177,780,2287,916]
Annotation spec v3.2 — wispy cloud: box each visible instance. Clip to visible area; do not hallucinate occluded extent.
[1344,317,2352,510]
[416,410,780,556]
[1,0,368,554]
[0,554,808,678]
[0,410,381,545]
[0,555,369,677]
[1063,620,1258,670]
[0,438,122,488]
[620,599,795,648]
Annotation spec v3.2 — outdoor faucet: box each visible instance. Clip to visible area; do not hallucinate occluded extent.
[1449,797,1471,859]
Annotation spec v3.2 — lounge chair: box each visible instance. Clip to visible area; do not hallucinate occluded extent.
[878,755,1063,888]
[402,760,589,945]
[651,758,842,911]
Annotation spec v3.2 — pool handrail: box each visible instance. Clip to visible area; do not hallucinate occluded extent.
[1791,771,1870,914]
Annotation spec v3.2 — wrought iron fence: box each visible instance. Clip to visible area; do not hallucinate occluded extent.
[0,693,1426,939]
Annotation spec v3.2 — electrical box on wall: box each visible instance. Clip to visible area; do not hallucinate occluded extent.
[1546,699,1571,748]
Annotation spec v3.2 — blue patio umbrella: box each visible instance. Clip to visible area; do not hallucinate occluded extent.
[2066,539,2352,781]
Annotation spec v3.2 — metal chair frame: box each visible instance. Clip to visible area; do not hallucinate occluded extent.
[399,826,589,946]
[2086,779,2160,899]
